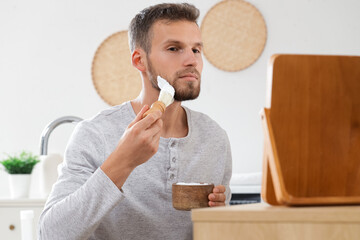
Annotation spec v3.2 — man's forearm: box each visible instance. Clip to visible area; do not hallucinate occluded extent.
[38,168,124,239]
[101,150,135,190]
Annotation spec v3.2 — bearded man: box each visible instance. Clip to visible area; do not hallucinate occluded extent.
[39,3,232,240]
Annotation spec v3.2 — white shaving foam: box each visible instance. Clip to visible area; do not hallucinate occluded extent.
[175,182,212,186]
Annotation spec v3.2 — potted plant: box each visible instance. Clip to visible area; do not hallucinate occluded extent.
[0,151,40,198]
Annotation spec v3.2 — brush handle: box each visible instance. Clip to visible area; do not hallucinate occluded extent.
[142,101,166,118]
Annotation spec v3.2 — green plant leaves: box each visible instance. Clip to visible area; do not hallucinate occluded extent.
[0,151,40,174]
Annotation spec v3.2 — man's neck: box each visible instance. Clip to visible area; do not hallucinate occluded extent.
[131,96,188,139]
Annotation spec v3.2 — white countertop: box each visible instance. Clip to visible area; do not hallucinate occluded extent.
[0,198,46,207]
[230,185,261,194]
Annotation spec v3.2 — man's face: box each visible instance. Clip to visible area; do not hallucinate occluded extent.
[145,20,203,101]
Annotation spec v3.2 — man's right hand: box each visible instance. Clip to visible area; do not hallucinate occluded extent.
[101,105,163,189]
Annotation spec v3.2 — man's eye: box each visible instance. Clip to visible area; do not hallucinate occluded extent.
[193,49,201,54]
[168,47,178,52]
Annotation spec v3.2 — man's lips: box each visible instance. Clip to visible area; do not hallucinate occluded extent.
[179,73,199,81]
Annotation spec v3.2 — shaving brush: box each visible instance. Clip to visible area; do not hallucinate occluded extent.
[142,76,175,118]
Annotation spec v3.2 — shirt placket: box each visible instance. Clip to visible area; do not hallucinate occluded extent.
[166,139,178,192]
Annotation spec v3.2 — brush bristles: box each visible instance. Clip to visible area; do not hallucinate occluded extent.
[158,91,173,107]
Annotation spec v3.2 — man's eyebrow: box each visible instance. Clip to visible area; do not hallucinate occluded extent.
[163,40,203,47]
[194,42,204,48]
[163,40,182,45]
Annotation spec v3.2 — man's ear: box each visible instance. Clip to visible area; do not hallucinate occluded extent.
[131,49,146,72]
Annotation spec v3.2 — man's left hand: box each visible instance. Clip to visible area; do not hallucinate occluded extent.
[208,185,226,207]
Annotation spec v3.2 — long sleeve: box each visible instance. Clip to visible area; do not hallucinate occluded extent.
[222,131,233,205]
[38,121,125,239]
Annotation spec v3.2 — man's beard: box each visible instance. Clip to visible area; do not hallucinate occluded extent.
[147,57,201,102]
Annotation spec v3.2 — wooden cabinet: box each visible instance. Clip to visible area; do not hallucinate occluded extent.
[192,203,360,240]
[0,199,46,240]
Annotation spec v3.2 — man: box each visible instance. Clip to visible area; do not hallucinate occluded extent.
[39,3,232,240]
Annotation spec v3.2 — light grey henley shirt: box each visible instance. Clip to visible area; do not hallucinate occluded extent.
[38,101,232,240]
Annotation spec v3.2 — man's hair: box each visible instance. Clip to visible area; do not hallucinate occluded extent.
[128,3,200,54]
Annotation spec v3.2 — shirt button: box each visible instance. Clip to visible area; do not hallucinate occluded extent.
[169,174,175,180]
[170,141,176,148]
[172,157,176,163]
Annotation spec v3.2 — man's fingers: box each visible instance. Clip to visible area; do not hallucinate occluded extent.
[213,185,226,193]
[148,119,163,137]
[152,128,162,145]
[131,109,162,132]
[128,105,150,128]
[136,110,162,130]
[208,201,225,207]
[207,185,226,204]
[208,193,226,202]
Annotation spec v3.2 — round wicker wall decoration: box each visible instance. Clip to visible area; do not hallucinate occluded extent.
[91,31,142,106]
[201,0,267,72]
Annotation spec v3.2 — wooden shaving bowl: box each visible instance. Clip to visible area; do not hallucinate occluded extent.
[172,183,214,211]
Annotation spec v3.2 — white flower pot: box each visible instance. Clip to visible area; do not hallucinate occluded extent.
[8,174,31,198]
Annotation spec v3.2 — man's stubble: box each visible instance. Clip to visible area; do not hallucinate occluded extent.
[146,56,201,102]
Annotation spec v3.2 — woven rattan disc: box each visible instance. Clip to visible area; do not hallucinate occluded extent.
[92,31,141,106]
[201,0,267,71]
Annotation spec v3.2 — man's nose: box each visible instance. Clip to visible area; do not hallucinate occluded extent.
[183,48,198,67]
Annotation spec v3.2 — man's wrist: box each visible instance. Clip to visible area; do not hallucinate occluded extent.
[101,152,135,190]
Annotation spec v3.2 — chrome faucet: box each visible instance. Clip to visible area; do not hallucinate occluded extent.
[40,116,83,155]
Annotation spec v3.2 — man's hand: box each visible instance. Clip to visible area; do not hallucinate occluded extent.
[113,105,163,168]
[101,105,163,189]
[208,185,226,207]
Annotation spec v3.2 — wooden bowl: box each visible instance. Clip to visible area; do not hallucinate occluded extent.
[172,183,214,211]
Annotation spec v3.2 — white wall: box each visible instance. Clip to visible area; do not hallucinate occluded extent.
[1,0,359,197]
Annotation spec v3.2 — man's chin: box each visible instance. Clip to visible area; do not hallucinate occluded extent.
[174,91,200,101]
[173,81,200,99]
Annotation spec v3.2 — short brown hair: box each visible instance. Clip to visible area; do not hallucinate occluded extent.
[128,3,200,53]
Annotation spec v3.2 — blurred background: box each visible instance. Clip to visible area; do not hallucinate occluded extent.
[1,0,359,194]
